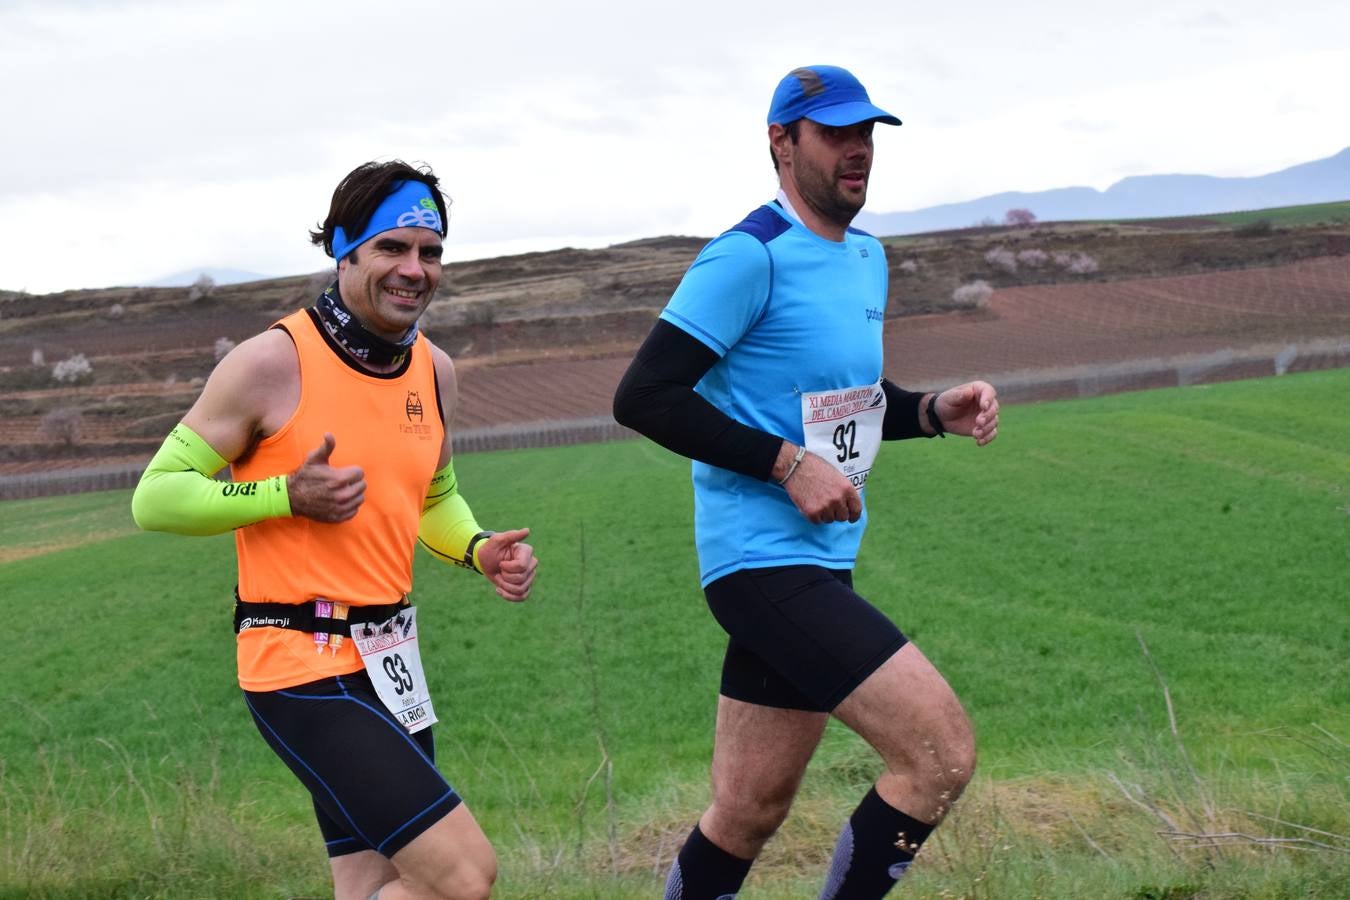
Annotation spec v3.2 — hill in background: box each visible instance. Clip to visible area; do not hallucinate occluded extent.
[856,147,1350,236]
[2,204,1349,490]
[143,267,276,288]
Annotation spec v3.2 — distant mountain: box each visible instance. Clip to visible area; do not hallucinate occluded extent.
[143,267,273,287]
[856,146,1350,235]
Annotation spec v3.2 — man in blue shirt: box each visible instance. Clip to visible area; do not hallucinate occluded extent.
[614,65,999,899]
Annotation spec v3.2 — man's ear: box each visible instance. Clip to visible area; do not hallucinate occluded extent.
[769,123,791,170]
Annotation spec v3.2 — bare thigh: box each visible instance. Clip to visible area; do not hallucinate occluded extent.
[832,643,976,822]
[375,804,497,900]
[332,850,398,900]
[699,694,829,859]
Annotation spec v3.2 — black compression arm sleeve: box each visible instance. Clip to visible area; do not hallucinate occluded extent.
[881,379,930,440]
[613,319,783,480]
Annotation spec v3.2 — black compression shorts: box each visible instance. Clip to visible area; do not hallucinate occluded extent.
[704,565,909,712]
[243,670,462,858]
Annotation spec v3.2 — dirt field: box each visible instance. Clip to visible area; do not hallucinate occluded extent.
[455,254,1350,428]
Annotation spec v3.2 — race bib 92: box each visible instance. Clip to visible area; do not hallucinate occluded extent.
[800,382,886,489]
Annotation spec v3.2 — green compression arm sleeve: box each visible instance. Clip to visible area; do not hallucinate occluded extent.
[417,460,489,572]
[131,423,291,535]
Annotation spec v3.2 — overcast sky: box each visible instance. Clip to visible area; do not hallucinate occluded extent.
[2,0,1346,294]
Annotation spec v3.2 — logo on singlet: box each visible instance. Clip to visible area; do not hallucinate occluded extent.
[865,307,884,322]
[406,391,424,422]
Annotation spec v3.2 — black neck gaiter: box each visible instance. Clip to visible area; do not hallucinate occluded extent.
[312,281,418,368]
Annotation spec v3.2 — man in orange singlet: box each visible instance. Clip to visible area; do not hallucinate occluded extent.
[132,160,538,900]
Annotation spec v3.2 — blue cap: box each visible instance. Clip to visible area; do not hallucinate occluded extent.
[767,65,901,127]
[332,180,444,261]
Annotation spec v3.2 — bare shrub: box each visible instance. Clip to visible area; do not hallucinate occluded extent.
[951,280,993,309]
[30,348,45,367]
[898,259,919,275]
[1235,219,1273,238]
[1017,249,1048,268]
[40,407,83,446]
[984,246,1018,274]
[464,302,497,327]
[214,336,237,361]
[1005,208,1037,227]
[188,274,216,302]
[52,353,92,384]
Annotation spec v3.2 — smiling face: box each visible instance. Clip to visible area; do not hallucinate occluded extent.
[772,118,876,239]
[336,226,444,341]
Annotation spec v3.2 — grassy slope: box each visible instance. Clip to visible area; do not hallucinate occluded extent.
[1096,200,1350,229]
[1,370,1347,897]
[1201,200,1350,227]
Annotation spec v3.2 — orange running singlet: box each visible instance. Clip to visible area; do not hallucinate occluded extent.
[233,310,443,691]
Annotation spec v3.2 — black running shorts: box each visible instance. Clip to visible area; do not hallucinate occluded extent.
[243,670,462,858]
[704,565,909,712]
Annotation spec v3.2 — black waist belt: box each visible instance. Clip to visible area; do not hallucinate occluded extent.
[233,591,409,635]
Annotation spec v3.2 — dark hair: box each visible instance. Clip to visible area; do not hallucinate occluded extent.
[770,120,803,173]
[309,160,451,259]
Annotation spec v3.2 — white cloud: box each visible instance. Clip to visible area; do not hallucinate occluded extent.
[1,0,1348,293]
[1183,10,1233,28]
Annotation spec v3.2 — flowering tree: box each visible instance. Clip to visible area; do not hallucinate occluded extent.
[1005,208,1037,227]
[1052,252,1099,274]
[188,274,216,302]
[52,353,92,384]
[984,246,1018,274]
[214,336,237,361]
[952,280,993,309]
[1067,253,1099,275]
[1017,249,1048,268]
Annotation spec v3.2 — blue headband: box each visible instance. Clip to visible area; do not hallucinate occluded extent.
[331,180,444,261]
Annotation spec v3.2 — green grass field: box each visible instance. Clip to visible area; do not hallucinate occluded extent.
[1102,200,1350,229]
[2,370,1347,898]
[1199,200,1350,228]
[1076,200,1350,230]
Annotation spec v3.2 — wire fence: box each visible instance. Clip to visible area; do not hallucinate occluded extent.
[3,338,1346,502]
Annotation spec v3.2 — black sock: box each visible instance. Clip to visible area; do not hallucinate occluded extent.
[664,823,754,899]
[819,787,936,900]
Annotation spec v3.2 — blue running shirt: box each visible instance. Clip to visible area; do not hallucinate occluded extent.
[659,203,889,585]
